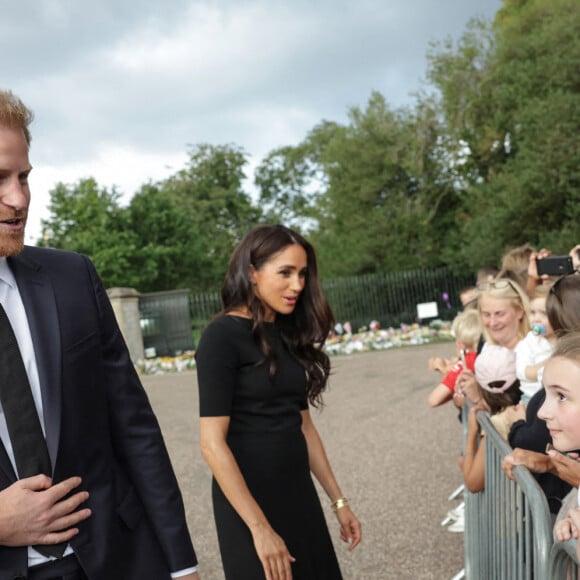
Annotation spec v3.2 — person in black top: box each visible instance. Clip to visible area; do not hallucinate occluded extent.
[195,225,361,580]
[503,273,580,513]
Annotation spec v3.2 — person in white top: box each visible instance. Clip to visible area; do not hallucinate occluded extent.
[514,283,557,403]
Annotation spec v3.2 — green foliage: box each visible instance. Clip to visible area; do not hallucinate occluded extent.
[127,144,263,292]
[39,178,143,287]
[39,0,579,290]
[255,91,463,278]
[436,0,580,272]
[41,146,264,292]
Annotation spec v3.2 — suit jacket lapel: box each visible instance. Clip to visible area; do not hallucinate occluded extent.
[0,438,16,483]
[8,253,62,472]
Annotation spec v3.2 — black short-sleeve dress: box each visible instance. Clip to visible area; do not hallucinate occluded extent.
[196,315,343,579]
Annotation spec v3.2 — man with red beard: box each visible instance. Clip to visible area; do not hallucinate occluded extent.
[0,90,200,580]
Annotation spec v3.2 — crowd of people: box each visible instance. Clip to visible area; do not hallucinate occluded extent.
[427,242,580,559]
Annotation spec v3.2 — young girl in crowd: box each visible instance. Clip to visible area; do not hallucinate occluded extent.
[536,332,580,544]
[427,309,482,408]
[462,345,522,493]
[502,273,580,517]
[514,283,557,403]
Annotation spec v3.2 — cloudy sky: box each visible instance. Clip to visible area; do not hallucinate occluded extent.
[3,0,502,243]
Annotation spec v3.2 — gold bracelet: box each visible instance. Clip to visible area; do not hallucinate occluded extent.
[331,497,349,512]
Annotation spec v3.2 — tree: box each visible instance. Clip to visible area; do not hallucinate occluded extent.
[128,144,263,291]
[254,121,342,229]
[428,0,580,272]
[255,92,462,278]
[40,178,142,288]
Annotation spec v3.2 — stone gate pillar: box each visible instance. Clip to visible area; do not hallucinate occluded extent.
[107,287,145,363]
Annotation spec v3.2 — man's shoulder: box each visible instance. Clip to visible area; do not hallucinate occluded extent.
[9,247,94,282]
[22,245,84,260]
[17,245,89,268]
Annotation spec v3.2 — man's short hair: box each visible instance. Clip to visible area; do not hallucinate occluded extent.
[0,90,34,146]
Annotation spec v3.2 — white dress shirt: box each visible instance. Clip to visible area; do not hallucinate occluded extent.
[0,257,73,567]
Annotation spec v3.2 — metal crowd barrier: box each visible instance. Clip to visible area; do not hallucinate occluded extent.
[549,538,580,578]
[462,409,554,579]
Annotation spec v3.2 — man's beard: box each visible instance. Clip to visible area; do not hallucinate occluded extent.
[0,210,27,256]
[0,230,25,256]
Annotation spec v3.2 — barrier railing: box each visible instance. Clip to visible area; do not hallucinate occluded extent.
[549,538,580,578]
[463,409,554,579]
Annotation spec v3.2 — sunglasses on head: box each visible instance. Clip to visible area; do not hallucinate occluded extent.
[475,279,518,293]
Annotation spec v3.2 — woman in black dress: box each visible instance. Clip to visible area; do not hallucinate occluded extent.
[196,225,361,580]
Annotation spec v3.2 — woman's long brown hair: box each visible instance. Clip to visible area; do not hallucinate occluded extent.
[221,225,335,407]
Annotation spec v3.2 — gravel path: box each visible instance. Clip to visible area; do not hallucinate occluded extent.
[143,341,465,580]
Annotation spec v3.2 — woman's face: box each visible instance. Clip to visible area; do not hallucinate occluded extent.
[479,294,524,349]
[538,356,580,452]
[251,243,308,322]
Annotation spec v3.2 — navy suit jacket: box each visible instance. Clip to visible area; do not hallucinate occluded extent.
[0,246,197,579]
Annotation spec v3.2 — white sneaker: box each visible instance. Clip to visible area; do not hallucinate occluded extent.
[446,502,465,520]
[447,514,464,533]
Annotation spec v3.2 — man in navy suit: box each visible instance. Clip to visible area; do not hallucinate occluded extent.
[0,90,200,579]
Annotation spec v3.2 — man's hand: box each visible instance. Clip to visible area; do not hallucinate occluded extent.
[0,475,91,547]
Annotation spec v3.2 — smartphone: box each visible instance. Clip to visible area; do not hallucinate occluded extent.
[536,255,574,276]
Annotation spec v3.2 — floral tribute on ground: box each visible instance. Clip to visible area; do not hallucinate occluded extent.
[136,319,453,375]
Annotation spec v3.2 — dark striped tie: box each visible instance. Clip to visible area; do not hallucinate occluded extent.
[0,301,66,558]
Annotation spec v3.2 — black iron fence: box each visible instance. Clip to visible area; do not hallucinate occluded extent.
[321,267,472,332]
[139,289,195,357]
[138,267,472,356]
[189,267,471,343]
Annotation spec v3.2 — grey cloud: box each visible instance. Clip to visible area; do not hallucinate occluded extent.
[4,0,502,178]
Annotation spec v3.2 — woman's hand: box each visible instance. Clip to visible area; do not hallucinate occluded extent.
[251,523,295,580]
[467,404,482,436]
[457,370,484,406]
[547,449,580,487]
[335,506,362,551]
[528,248,553,285]
[569,244,580,272]
[452,391,465,410]
[568,507,580,541]
[502,448,551,480]
[554,515,578,542]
